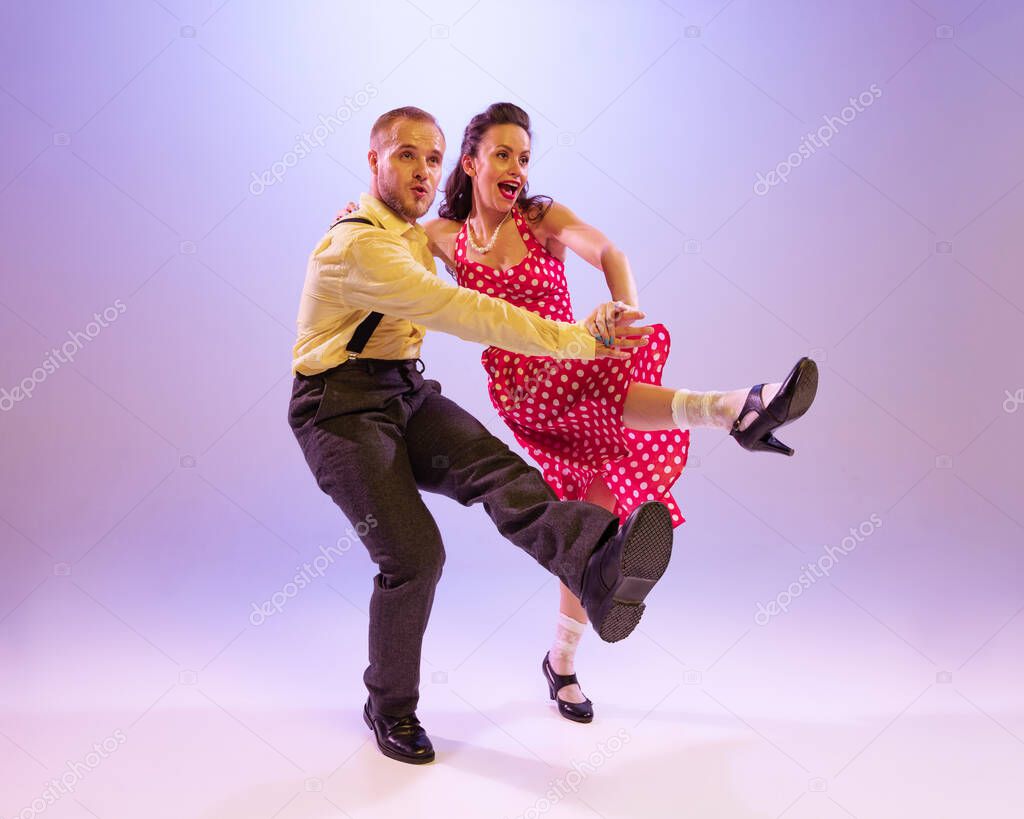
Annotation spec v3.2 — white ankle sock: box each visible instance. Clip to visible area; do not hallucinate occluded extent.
[671,389,733,430]
[549,612,586,672]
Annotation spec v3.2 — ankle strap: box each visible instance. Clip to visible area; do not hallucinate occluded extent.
[731,383,766,432]
[544,656,579,688]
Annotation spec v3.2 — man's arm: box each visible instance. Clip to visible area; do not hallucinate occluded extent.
[320,226,601,360]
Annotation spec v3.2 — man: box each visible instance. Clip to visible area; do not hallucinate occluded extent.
[288,106,674,765]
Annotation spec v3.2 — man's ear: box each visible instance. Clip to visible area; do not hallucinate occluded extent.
[368,149,379,176]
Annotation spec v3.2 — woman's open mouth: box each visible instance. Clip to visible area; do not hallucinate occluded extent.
[497,181,519,201]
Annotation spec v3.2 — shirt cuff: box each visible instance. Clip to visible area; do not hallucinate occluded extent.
[560,322,597,360]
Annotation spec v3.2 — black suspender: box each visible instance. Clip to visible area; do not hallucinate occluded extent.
[329,215,373,230]
[347,312,384,356]
[330,215,384,357]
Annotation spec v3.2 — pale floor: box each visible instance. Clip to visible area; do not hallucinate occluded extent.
[3,637,1021,819]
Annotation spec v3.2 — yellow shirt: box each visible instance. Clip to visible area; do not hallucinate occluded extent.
[292,193,598,375]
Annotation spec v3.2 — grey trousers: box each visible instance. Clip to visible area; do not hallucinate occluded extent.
[288,358,619,716]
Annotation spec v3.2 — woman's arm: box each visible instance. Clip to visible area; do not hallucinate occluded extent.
[423,218,461,273]
[536,201,640,307]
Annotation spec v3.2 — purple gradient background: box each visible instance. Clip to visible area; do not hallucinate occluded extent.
[2,1,1023,817]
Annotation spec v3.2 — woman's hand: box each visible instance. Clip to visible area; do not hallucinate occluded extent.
[330,200,359,227]
[585,300,641,347]
[586,303,653,359]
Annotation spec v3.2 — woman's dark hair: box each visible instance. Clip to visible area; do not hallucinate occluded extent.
[438,102,552,224]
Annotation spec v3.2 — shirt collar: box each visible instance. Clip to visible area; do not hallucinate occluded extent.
[358,193,428,246]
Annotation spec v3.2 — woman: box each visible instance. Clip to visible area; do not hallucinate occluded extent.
[339,102,817,723]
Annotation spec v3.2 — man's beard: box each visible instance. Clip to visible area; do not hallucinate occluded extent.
[379,178,430,221]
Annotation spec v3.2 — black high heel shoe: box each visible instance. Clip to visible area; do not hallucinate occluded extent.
[730,357,819,456]
[542,652,594,723]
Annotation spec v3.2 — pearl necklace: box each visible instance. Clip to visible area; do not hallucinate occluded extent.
[465,208,513,255]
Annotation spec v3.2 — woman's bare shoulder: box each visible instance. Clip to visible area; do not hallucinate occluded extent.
[532,198,572,227]
[530,199,572,258]
[423,217,462,242]
[423,217,462,270]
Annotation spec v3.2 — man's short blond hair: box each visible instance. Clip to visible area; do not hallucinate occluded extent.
[370,106,444,148]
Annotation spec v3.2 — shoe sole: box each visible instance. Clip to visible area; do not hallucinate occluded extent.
[596,502,674,643]
[363,707,436,765]
[775,358,819,428]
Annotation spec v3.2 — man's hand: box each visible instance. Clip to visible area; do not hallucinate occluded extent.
[586,302,653,360]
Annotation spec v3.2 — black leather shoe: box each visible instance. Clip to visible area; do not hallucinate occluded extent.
[580,501,673,643]
[362,700,435,764]
[730,357,818,456]
[542,652,593,723]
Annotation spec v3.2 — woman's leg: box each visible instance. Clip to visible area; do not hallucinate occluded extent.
[546,377,789,704]
[621,381,781,432]
[548,475,618,704]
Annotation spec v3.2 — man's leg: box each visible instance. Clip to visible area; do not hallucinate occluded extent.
[289,372,444,717]
[404,383,620,600]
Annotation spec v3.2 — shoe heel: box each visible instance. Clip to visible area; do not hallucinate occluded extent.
[756,431,794,456]
[542,654,558,699]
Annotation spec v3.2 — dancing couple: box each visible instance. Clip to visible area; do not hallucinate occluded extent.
[289,104,817,764]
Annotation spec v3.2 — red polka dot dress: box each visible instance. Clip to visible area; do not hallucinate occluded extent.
[451,207,689,527]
